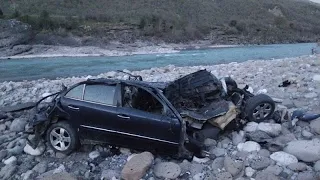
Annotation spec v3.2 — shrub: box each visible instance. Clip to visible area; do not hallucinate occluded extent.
[39,10,54,30]
[11,10,21,18]
[0,8,3,17]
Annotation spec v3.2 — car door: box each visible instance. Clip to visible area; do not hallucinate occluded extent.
[60,84,86,130]
[78,83,121,143]
[115,84,181,151]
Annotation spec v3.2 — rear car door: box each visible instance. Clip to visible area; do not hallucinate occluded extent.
[78,83,121,143]
[115,84,181,152]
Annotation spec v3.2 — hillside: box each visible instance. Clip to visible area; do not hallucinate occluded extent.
[1,0,320,44]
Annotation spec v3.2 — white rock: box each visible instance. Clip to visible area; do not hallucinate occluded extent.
[237,141,261,152]
[244,122,258,132]
[22,170,34,180]
[3,156,17,165]
[270,151,298,166]
[247,86,254,93]
[310,119,320,134]
[23,143,46,156]
[192,156,210,163]
[302,130,313,139]
[53,164,66,174]
[127,154,137,161]
[304,92,318,99]
[41,92,51,97]
[245,167,256,177]
[284,139,320,162]
[257,123,282,137]
[257,89,268,94]
[120,148,131,155]
[313,74,320,81]
[89,151,100,160]
[193,172,205,180]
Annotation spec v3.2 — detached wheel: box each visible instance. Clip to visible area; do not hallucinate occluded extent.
[46,121,79,155]
[245,94,275,122]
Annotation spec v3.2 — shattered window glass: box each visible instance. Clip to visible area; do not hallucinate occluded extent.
[65,84,84,99]
[123,85,164,115]
[84,84,115,105]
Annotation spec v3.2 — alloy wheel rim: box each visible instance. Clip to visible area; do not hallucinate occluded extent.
[50,127,71,151]
[253,103,272,120]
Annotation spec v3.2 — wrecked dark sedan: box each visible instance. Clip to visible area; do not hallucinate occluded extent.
[26,70,275,158]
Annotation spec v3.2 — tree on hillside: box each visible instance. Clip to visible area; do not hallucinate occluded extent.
[0,8,3,17]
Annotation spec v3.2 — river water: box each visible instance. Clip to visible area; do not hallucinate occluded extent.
[0,43,318,82]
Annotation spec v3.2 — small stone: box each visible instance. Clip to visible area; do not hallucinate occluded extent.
[84,171,90,179]
[302,130,314,139]
[154,162,181,179]
[237,141,261,152]
[121,152,153,180]
[33,161,48,174]
[3,156,17,165]
[232,131,245,146]
[10,118,27,132]
[249,156,271,170]
[304,92,318,99]
[0,164,17,179]
[287,162,308,172]
[101,169,119,180]
[0,124,6,132]
[0,150,8,160]
[36,171,76,180]
[120,148,131,155]
[53,164,66,174]
[310,118,320,134]
[257,123,282,137]
[224,156,244,177]
[243,122,258,132]
[247,130,273,143]
[255,170,280,180]
[270,151,298,166]
[216,172,232,180]
[22,170,34,180]
[296,171,317,180]
[314,160,320,171]
[24,143,46,156]
[89,151,100,160]
[245,167,256,177]
[192,156,210,163]
[258,149,270,157]
[265,165,283,175]
[313,74,320,81]
[55,152,67,159]
[211,147,226,157]
[211,157,224,174]
[204,138,217,147]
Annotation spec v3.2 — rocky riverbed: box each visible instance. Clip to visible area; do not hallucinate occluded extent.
[0,55,320,180]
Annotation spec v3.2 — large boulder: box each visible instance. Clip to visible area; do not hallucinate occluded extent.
[0,19,33,48]
[121,152,154,180]
[284,139,320,162]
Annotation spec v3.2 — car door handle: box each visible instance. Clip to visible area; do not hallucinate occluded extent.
[117,114,130,119]
[68,105,79,110]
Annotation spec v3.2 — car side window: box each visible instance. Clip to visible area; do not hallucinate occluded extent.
[65,84,84,100]
[123,85,165,115]
[84,84,116,105]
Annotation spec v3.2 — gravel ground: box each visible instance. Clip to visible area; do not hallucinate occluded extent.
[0,54,320,180]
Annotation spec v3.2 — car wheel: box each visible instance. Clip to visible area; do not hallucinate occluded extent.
[244,94,275,122]
[46,121,79,155]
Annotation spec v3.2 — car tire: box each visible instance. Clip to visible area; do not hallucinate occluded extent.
[244,94,275,122]
[46,121,79,155]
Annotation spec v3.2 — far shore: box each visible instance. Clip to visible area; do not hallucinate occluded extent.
[0,42,241,60]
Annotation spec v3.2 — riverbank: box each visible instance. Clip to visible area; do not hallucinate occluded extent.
[0,55,320,180]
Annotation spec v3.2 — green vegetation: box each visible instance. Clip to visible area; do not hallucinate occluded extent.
[1,0,320,43]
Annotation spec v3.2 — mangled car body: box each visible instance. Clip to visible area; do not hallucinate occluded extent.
[26,70,275,158]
